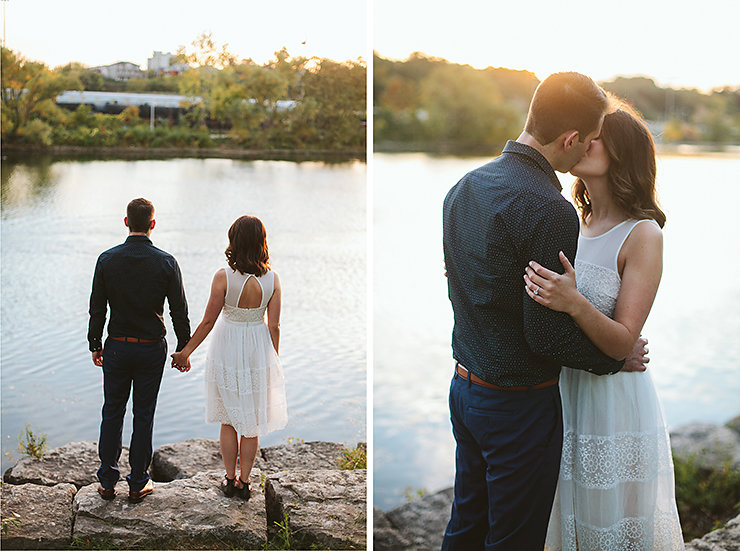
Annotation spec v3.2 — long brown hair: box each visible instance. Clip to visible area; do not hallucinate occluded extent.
[225,215,270,276]
[573,105,666,228]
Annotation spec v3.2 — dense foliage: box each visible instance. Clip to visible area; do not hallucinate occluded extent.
[374,52,740,152]
[1,37,366,151]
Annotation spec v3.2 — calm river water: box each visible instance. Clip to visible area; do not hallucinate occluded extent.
[1,156,366,474]
[374,152,740,510]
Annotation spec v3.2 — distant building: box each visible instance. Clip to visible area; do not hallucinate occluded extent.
[90,62,143,81]
[147,51,189,76]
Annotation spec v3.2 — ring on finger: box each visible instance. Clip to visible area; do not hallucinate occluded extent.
[533,286,539,295]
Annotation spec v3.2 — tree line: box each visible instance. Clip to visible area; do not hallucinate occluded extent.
[374,52,740,153]
[1,34,366,152]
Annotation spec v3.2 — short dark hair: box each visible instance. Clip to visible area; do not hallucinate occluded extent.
[126,198,155,232]
[225,215,270,276]
[524,72,608,145]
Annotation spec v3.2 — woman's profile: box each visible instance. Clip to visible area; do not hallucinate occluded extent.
[524,105,684,549]
[171,215,288,499]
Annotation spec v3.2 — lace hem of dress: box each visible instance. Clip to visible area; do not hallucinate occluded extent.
[557,511,685,551]
[560,429,674,488]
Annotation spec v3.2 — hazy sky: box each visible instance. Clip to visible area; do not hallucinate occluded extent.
[373,0,740,91]
[4,0,367,68]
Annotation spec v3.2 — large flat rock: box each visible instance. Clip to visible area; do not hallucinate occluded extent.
[73,469,266,549]
[260,440,348,472]
[151,438,267,482]
[1,482,77,549]
[386,487,453,550]
[685,514,740,551]
[671,423,740,470]
[373,506,413,550]
[265,468,367,549]
[3,441,129,489]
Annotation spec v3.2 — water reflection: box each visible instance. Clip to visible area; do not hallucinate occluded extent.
[373,152,740,510]
[1,156,367,475]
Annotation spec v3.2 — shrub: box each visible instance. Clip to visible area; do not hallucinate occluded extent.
[17,424,47,459]
[673,454,740,540]
[338,444,367,470]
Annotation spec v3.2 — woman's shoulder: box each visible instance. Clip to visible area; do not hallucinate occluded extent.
[623,218,663,255]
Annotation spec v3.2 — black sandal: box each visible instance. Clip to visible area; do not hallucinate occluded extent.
[237,477,251,501]
[221,475,237,497]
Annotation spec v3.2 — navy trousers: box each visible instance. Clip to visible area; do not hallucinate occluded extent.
[97,337,166,492]
[441,371,563,551]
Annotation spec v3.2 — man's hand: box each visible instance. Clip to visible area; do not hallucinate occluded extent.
[171,351,191,373]
[621,336,649,373]
[92,350,103,367]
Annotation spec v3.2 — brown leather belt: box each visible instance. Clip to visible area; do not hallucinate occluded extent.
[456,363,558,391]
[110,336,160,343]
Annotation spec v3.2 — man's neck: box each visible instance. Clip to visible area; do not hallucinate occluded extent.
[516,132,559,171]
[128,232,151,237]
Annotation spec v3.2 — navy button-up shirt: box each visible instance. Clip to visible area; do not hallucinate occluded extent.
[87,235,191,352]
[443,140,624,386]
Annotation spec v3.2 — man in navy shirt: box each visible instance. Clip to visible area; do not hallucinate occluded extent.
[442,73,647,550]
[88,198,191,502]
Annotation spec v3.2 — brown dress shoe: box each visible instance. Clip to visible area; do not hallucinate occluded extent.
[128,479,154,503]
[97,486,116,500]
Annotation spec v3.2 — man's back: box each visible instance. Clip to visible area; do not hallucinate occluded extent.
[88,235,190,353]
[443,141,623,386]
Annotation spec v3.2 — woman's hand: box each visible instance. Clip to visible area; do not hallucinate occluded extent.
[524,251,582,314]
[171,351,191,372]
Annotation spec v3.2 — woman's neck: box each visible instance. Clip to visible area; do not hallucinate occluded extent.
[582,176,627,230]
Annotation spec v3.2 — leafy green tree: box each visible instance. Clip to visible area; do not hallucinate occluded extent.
[1,47,73,140]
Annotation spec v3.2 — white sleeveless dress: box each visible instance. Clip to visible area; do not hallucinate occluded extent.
[545,219,684,551]
[205,268,288,438]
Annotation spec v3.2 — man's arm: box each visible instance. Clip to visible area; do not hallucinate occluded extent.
[167,258,191,352]
[87,256,107,360]
[521,199,624,374]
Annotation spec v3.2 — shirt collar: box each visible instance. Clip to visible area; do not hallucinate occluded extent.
[125,234,153,244]
[502,140,562,191]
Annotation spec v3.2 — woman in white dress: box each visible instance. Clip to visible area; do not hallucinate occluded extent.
[171,215,288,499]
[523,106,684,550]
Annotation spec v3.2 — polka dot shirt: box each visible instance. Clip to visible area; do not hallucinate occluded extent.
[442,140,624,386]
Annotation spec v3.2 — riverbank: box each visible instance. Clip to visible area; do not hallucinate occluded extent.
[1,439,367,550]
[374,416,740,549]
[374,140,740,158]
[1,145,366,163]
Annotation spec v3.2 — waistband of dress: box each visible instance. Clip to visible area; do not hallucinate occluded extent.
[220,317,265,327]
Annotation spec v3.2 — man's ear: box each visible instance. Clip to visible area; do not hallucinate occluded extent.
[150,219,156,231]
[562,130,580,151]
[124,216,129,228]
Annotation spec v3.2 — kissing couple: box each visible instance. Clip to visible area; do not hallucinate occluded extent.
[88,200,287,502]
[442,73,684,550]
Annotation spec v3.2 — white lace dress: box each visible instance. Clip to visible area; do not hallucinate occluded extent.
[545,219,684,551]
[205,268,288,438]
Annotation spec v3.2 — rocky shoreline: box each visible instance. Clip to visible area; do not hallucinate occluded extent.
[374,417,740,550]
[1,439,366,550]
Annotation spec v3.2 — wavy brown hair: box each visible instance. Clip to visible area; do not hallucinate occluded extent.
[225,215,270,276]
[573,105,666,228]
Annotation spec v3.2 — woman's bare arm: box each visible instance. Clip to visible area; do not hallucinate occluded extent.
[266,272,281,354]
[525,222,663,360]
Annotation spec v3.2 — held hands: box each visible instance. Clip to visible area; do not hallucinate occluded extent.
[92,350,103,367]
[170,351,191,373]
[524,251,580,313]
[621,336,649,373]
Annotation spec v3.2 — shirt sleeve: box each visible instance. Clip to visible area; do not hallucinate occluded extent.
[521,198,624,375]
[87,256,107,352]
[167,258,191,351]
